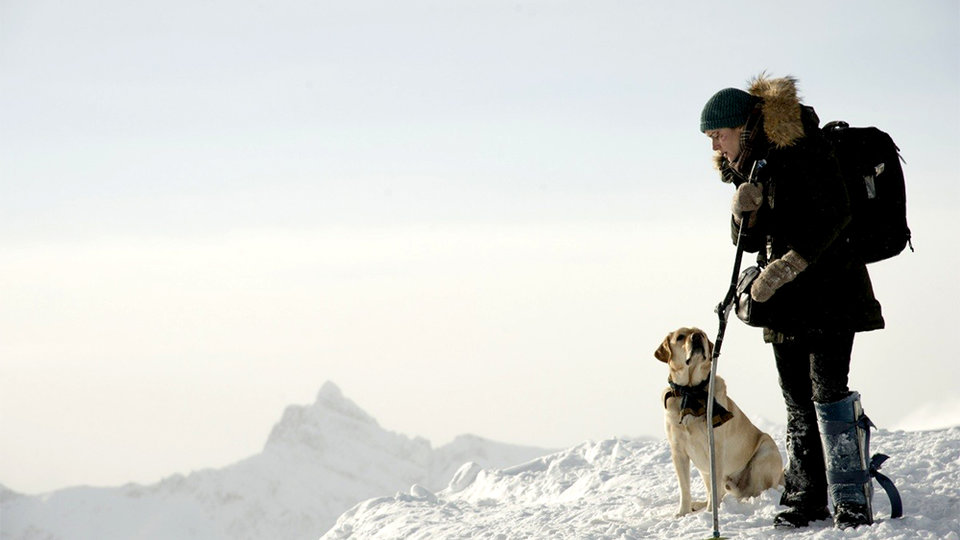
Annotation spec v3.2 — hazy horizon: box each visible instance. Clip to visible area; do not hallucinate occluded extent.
[2,0,958,494]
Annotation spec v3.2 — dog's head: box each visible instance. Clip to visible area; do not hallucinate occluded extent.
[654,327,714,386]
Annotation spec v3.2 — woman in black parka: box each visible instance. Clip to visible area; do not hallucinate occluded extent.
[700,74,884,530]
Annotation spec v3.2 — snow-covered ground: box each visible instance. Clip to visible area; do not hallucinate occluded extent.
[322,426,960,539]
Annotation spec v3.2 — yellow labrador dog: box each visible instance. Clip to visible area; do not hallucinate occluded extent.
[655,327,783,517]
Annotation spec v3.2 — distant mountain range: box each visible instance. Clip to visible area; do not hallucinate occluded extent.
[1,382,553,540]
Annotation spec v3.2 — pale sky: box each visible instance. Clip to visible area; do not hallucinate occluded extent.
[2,0,958,494]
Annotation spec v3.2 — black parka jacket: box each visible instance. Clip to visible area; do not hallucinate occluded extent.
[718,76,884,341]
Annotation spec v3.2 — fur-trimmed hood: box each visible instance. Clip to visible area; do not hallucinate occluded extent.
[712,74,808,177]
[748,74,804,148]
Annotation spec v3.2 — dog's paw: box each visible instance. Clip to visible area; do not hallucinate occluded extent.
[674,501,707,517]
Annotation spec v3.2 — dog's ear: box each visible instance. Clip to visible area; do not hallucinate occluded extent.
[654,335,672,363]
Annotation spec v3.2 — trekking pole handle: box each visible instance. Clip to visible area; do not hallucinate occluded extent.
[717,161,763,318]
[717,213,749,318]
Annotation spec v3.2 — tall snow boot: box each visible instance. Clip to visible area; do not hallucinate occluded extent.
[815,391,902,529]
[773,405,830,529]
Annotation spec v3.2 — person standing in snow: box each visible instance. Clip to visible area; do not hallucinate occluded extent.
[698,74,884,530]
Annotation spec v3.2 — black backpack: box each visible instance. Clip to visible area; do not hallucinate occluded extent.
[822,121,913,263]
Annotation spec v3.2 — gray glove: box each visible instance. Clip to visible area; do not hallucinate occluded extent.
[731,182,763,226]
[751,250,808,302]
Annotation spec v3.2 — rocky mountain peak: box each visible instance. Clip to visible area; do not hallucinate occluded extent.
[264,381,380,451]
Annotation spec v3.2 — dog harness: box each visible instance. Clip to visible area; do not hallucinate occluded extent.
[664,379,734,428]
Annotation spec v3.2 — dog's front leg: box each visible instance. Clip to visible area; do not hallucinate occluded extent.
[698,467,715,512]
[671,447,695,517]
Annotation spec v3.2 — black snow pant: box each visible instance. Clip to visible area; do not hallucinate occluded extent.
[772,331,854,511]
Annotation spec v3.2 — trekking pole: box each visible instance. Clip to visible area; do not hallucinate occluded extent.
[704,217,746,540]
[705,166,759,540]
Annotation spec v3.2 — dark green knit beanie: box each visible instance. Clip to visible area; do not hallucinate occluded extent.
[700,88,759,132]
